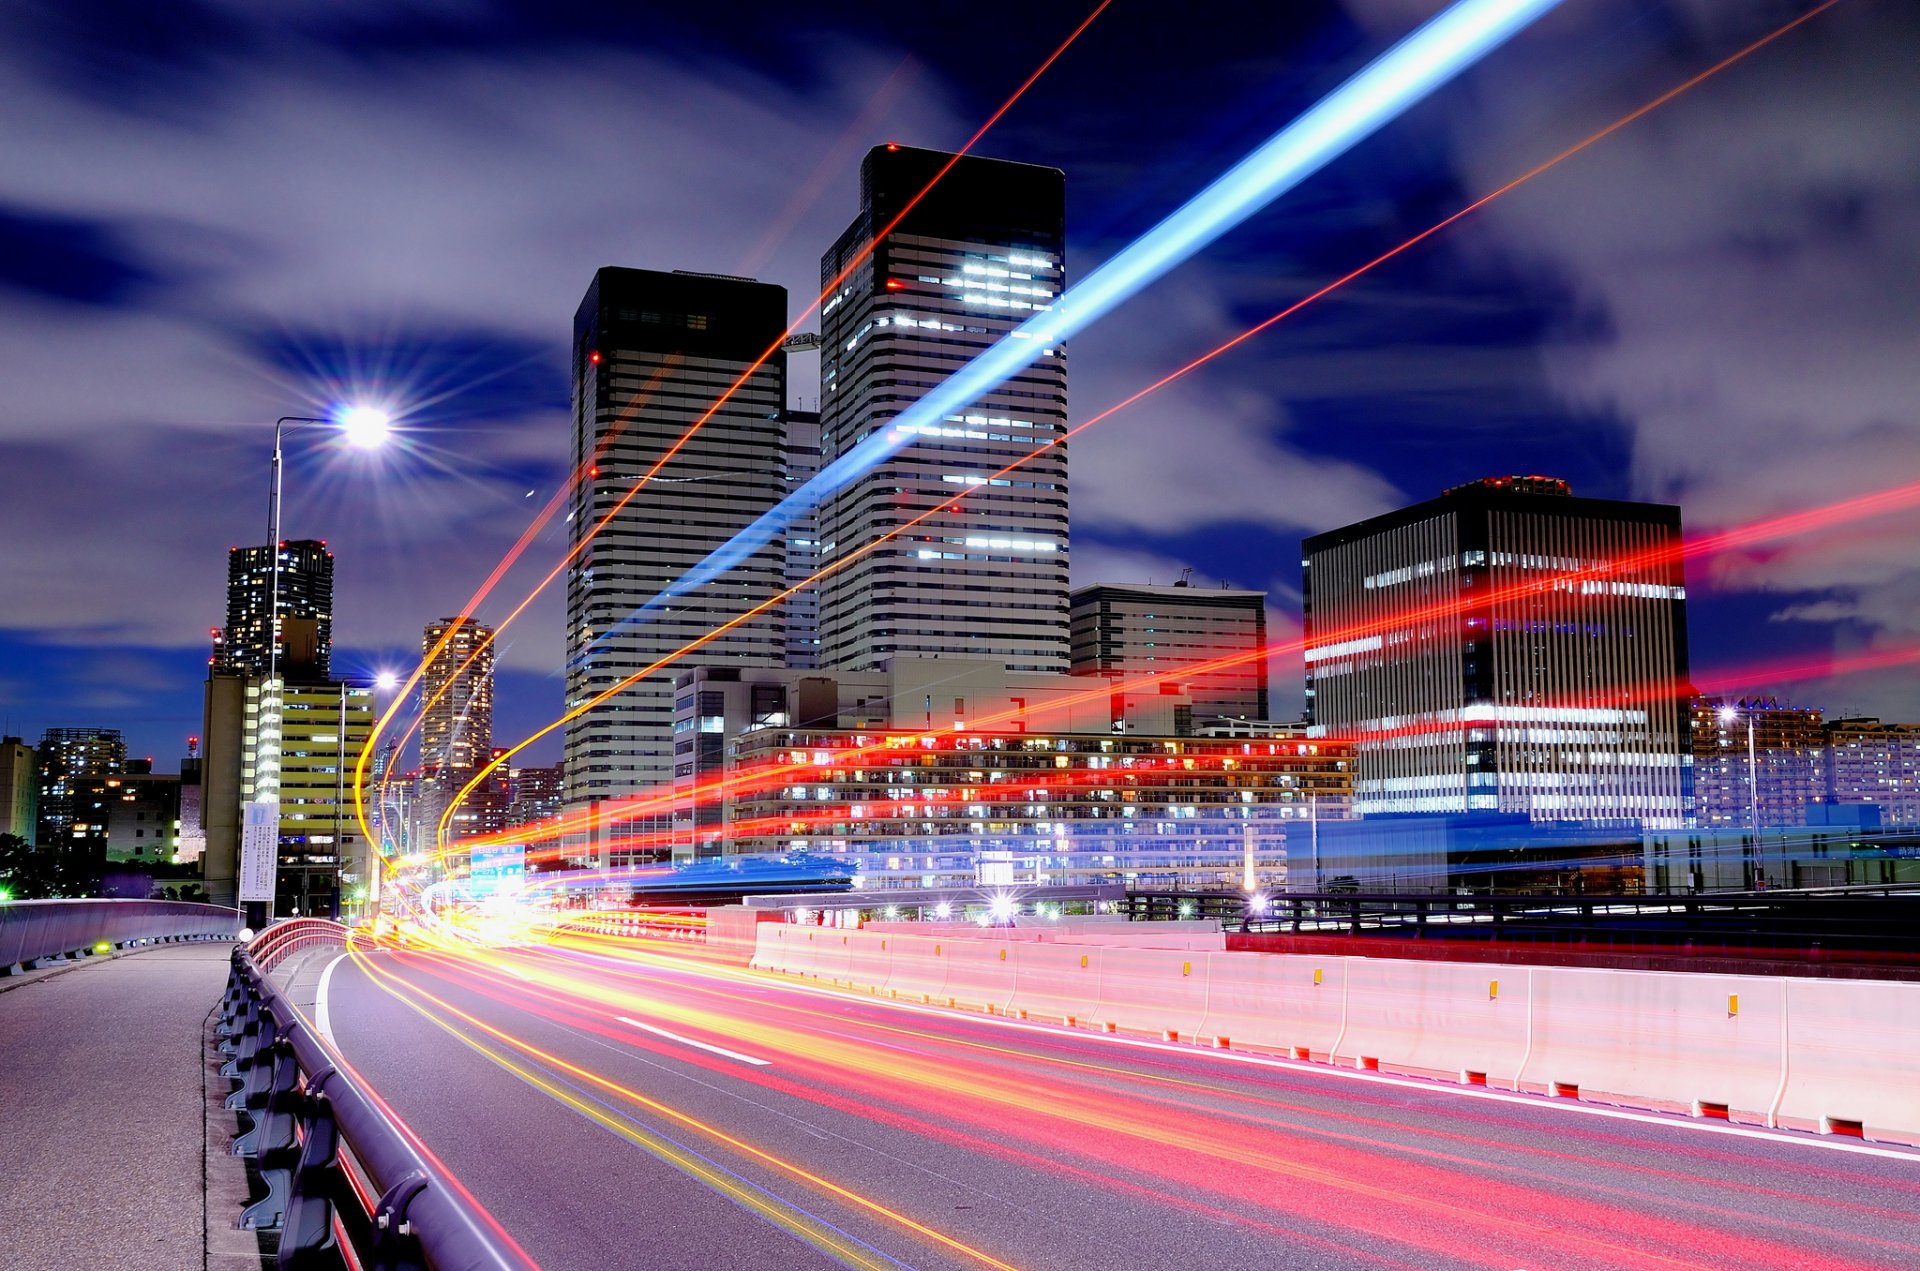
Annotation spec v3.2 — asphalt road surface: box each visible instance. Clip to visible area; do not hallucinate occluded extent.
[323,935,1920,1270]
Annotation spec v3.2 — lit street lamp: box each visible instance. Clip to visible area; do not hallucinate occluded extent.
[254,406,390,923]
[1718,702,1763,888]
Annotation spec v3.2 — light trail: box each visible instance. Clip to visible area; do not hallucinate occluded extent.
[428,0,1847,862]
[600,0,1562,640]
[342,936,1920,1269]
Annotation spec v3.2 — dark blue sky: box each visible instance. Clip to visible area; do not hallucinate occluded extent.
[2,0,1916,768]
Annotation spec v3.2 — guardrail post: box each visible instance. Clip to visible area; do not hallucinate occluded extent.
[369,1170,431,1271]
[280,1070,361,1268]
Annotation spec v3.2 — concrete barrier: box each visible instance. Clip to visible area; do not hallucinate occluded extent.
[1775,977,1920,1145]
[1331,959,1528,1083]
[843,931,894,991]
[1092,947,1210,1040]
[1521,968,1784,1121]
[1198,953,1346,1057]
[881,935,951,1004]
[941,938,1018,1013]
[1008,943,1104,1024]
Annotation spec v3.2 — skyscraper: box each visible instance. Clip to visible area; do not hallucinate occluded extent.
[1071,580,1269,725]
[816,144,1070,672]
[419,616,494,844]
[564,268,789,857]
[1304,476,1690,827]
[221,540,334,678]
[782,407,823,670]
[35,726,126,867]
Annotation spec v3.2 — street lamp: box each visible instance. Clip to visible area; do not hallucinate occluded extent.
[257,407,390,919]
[1718,702,1762,887]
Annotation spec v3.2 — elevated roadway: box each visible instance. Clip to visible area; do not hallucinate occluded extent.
[320,933,1920,1270]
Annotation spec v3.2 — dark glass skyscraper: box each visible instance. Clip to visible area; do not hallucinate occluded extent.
[222,540,333,679]
[1304,476,1691,827]
[816,144,1070,672]
[563,268,789,859]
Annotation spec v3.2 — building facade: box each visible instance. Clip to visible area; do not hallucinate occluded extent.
[816,144,1070,673]
[0,736,35,844]
[564,267,790,861]
[220,540,334,678]
[1304,476,1690,827]
[1825,718,1920,825]
[782,407,823,671]
[1070,581,1269,726]
[1689,696,1826,830]
[35,727,127,863]
[419,615,496,846]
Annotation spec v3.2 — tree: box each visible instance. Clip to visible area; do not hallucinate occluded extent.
[0,833,63,899]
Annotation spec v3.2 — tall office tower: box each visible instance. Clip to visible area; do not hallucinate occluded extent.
[782,408,823,670]
[0,736,36,843]
[816,144,1070,672]
[419,616,495,843]
[1689,696,1826,829]
[221,540,334,678]
[505,761,565,831]
[1071,580,1269,725]
[1825,718,1920,825]
[564,268,789,858]
[1304,476,1691,827]
[35,727,126,860]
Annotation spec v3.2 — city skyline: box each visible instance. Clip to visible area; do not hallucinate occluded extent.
[2,1,1917,770]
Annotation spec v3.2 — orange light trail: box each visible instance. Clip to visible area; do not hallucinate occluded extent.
[425,0,1850,862]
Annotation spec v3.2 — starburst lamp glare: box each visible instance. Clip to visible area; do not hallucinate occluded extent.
[338,404,392,450]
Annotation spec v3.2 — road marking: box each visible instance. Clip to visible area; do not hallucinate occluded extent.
[617,1016,771,1066]
[315,951,350,1046]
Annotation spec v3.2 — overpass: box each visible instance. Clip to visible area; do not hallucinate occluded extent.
[4,896,1920,1270]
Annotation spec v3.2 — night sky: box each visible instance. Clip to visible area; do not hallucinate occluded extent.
[2,0,1915,769]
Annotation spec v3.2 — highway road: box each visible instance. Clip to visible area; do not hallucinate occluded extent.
[323,931,1920,1270]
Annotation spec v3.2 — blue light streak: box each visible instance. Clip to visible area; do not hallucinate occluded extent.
[591,0,1561,656]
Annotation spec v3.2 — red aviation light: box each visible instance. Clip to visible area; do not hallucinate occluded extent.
[886,142,900,151]
[885,279,904,290]
[589,350,601,364]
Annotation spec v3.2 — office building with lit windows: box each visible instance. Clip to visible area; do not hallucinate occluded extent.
[1,735,36,844]
[782,408,823,670]
[1824,717,1920,825]
[419,616,495,845]
[1304,476,1691,827]
[1689,695,1826,830]
[564,268,790,860]
[816,144,1070,673]
[1071,581,1269,726]
[220,540,334,678]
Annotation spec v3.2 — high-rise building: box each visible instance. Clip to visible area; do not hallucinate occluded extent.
[0,736,36,844]
[816,144,1069,673]
[506,761,565,833]
[1304,476,1690,827]
[1824,717,1920,826]
[782,407,823,670]
[104,767,181,864]
[221,540,334,678]
[1071,581,1269,726]
[419,616,495,845]
[564,268,790,859]
[272,678,375,918]
[1690,696,1826,830]
[36,727,127,861]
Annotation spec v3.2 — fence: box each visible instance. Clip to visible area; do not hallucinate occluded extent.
[1,898,239,972]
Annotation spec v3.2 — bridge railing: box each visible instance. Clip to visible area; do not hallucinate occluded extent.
[0,898,239,972]
[248,917,355,974]
[218,941,538,1270]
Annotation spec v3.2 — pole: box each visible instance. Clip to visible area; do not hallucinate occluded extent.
[262,419,285,926]
[337,683,348,922]
[1746,711,1761,886]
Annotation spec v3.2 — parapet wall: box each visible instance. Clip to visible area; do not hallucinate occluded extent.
[752,922,1920,1147]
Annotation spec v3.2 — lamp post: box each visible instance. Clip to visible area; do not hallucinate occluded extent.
[1718,703,1762,888]
[254,406,389,924]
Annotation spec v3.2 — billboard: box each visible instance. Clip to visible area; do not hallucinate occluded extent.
[238,801,278,903]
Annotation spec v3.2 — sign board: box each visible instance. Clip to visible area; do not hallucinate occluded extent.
[239,801,279,903]
[469,842,526,899]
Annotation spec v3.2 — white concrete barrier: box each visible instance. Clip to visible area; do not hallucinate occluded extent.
[1333,959,1529,1084]
[1092,947,1210,1040]
[1198,953,1346,1057]
[882,934,951,1004]
[1775,977,1920,1145]
[1008,943,1104,1024]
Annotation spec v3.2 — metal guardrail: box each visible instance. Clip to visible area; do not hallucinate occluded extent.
[249,918,356,974]
[0,898,240,972]
[219,940,541,1270]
